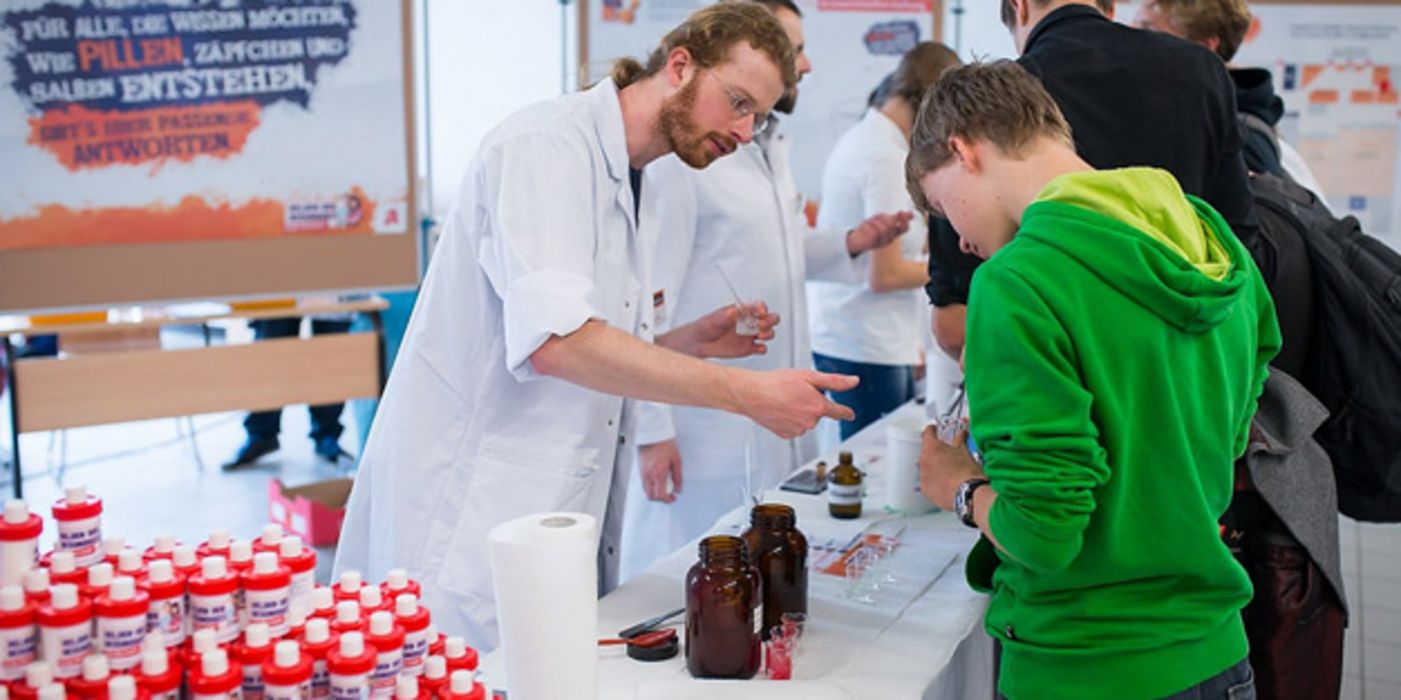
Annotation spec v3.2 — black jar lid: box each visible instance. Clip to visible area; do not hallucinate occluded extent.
[626,628,679,662]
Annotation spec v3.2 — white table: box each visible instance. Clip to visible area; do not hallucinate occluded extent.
[482,402,995,699]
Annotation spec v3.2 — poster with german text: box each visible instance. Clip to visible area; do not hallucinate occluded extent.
[0,0,411,252]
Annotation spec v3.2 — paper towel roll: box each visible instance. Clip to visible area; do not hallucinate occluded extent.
[489,512,599,700]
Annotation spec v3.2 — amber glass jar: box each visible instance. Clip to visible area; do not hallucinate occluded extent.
[741,503,807,640]
[685,535,761,679]
[828,450,863,519]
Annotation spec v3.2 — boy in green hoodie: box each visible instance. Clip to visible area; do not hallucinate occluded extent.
[906,61,1280,699]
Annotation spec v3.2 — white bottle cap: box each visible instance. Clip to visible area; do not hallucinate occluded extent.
[312,587,334,611]
[4,500,29,525]
[64,486,87,506]
[201,649,228,677]
[340,632,364,657]
[140,648,169,675]
[279,535,304,558]
[260,524,284,547]
[81,654,109,682]
[358,585,382,609]
[253,551,279,575]
[37,684,64,700]
[369,611,393,636]
[0,586,24,611]
[336,601,361,624]
[386,569,409,591]
[304,618,330,644]
[142,631,165,656]
[288,603,309,628]
[423,656,446,680]
[49,551,75,574]
[201,556,227,579]
[87,562,113,587]
[395,675,419,699]
[49,584,78,610]
[245,622,271,648]
[425,623,438,641]
[206,530,230,549]
[152,534,176,553]
[274,640,300,668]
[172,545,197,568]
[22,569,48,594]
[229,541,252,564]
[449,670,473,695]
[25,661,53,688]
[109,576,135,601]
[444,636,466,659]
[191,628,218,654]
[102,537,126,557]
[395,594,418,617]
[117,550,142,573]
[107,675,136,700]
[338,570,362,593]
[147,559,173,584]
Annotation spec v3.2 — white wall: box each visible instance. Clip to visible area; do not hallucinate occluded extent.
[422,0,577,222]
[942,0,1016,62]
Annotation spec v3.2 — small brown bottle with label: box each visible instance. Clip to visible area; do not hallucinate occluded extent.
[827,451,863,519]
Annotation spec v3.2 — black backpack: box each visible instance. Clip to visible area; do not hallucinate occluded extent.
[1248,171,1401,521]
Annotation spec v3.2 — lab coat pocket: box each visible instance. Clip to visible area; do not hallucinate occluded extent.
[435,434,601,600]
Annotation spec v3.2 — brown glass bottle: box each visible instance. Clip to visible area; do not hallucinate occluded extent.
[827,450,863,519]
[740,503,807,640]
[685,535,762,679]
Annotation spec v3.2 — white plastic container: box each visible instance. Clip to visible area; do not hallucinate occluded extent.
[189,556,239,643]
[50,487,102,568]
[884,417,939,515]
[0,501,41,588]
[242,553,291,638]
[37,584,92,679]
[94,576,149,670]
[0,585,37,682]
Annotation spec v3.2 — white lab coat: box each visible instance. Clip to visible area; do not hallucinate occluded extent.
[335,79,651,651]
[618,123,865,581]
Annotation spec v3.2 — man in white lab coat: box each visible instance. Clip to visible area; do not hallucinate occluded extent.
[619,0,913,580]
[334,4,859,650]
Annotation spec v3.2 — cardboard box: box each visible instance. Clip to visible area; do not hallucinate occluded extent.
[269,478,353,547]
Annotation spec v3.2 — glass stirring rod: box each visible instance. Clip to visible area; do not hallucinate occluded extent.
[713,263,760,336]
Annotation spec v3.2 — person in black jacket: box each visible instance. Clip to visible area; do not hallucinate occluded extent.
[926,0,1259,359]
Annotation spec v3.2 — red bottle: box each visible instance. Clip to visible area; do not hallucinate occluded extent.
[251,525,284,556]
[418,656,447,700]
[300,618,336,700]
[181,629,226,673]
[196,531,231,562]
[308,588,336,623]
[93,576,150,671]
[140,559,187,649]
[232,623,274,700]
[189,649,243,700]
[0,500,43,588]
[276,537,315,614]
[11,659,55,700]
[392,595,430,678]
[330,601,363,636]
[393,675,430,700]
[170,546,201,583]
[188,556,239,644]
[426,625,444,658]
[41,550,85,588]
[37,582,94,679]
[51,486,103,568]
[326,632,375,700]
[142,535,179,564]
[66,653,112,700]
[381,570,420,603]
[441,637,478,677]
[331,572,363,604]
[439,671,485,700]
[0,584,38,683]
[242,553,291,638]
[80,562,114,602]
[106,674,150,700]
[365,612,405,698]
[114,550,146,584]
[22,569,50,607]
[134,647,183,700]
[357,586,390,618]
[262,640,313,700]
[101,537,130,569]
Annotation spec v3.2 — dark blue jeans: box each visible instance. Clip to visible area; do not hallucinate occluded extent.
[811,353,916,439]
[1160,660,1256,699]
[244,318,352,441]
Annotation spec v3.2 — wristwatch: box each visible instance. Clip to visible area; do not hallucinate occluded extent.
[954,478,990,529]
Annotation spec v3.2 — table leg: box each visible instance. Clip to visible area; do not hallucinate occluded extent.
[369,310,386,395]
[3,336,22,499]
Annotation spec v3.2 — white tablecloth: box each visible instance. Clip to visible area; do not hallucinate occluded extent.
[481,401,995,699]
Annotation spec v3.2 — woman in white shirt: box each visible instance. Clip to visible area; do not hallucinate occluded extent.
[808,42,961,438]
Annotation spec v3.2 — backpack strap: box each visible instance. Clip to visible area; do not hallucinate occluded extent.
[1239,111,1283,166]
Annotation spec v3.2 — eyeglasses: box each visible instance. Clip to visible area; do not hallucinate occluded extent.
[707,70,773,135]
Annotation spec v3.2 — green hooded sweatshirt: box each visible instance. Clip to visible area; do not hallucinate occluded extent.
[963,168,1281,699]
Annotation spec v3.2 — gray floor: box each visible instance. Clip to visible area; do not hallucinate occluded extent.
[3,404,360,584]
